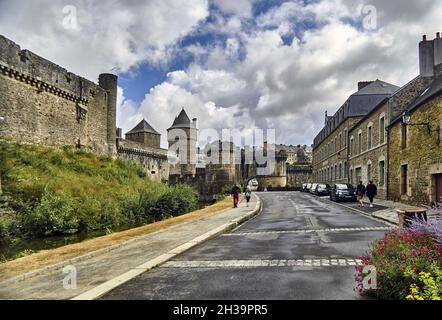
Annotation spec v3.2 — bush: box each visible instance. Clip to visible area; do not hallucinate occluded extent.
[355,229,442,300]
[21,189,79,237]
[148,184,197,220]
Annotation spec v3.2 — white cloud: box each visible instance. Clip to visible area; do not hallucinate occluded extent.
[2,0,442,147]
[0,0,209,80]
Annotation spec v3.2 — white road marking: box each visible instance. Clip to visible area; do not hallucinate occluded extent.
[163,259,366,269]
[223,226,394,236]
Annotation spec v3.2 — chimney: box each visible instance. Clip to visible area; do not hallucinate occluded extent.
[358,81,374,91]
[192,118,198,129]
[419,35,435,77]
[434,32,442,70]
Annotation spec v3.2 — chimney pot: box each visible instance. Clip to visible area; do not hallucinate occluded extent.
[437,32,441,39]
[423,35,427,41]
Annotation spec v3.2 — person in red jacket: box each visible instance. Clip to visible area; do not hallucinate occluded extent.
[231,185,241,208]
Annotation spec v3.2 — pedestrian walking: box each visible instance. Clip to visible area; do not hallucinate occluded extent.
[231,185,241,208]
[366,180,377,208]
[356,181,366,207]
[245,187,252,207]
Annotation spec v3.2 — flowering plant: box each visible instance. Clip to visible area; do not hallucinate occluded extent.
[355,229,441,300]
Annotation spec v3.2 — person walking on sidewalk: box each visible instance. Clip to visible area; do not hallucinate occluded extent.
[245,187,252,207]
[366,180,377,208]
[231,185,241,208]
[356,181,366,208]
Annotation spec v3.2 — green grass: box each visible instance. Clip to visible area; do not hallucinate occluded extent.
[0,139,197,246]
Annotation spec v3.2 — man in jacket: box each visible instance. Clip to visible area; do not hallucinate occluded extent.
[231,185,241,208]
[366,180,378,208]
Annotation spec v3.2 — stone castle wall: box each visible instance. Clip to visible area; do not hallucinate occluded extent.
[117,139,169,182]
[0,35,116,154]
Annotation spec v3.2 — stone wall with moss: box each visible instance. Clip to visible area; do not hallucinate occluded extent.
[388,94,442,205]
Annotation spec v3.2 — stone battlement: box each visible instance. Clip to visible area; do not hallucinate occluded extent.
[0,35,117,154]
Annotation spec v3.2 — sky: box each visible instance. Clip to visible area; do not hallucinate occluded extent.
[0,0,441,148]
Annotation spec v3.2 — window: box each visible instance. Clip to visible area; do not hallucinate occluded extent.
[339,134,342,150]
[335,165,338,180]
[356,168,362,184]
[401,123,408,149]
[358,132,362,154]
[367,163,372,182]
[368,126,372,149]
[339,163,342,179]
[379,161,385,187]
[344,162,347,178]
[350,138,354,156]
[380,117,385,144]
[401,165,408,195]
[344,129,348,146]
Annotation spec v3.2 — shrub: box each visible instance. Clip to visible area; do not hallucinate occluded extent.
[355,229,442,300]
[21,189,79,237]
[405,262,442,300]
[148,184,197,220]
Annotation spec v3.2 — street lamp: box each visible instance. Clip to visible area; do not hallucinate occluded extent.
[401,110,431,135]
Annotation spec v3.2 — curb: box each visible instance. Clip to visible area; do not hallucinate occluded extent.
[71,195,262,300]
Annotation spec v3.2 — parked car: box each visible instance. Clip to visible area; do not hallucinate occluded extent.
[314,184,331,196]
[310,183,319,194]
[330,184,356,202]
[305,183,312,192]
[301,183,308,192]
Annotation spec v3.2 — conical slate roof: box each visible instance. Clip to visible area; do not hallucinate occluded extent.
[126,119,160,135]
[169,108,195,129]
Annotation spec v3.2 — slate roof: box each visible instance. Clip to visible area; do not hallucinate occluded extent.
[313,79,400,148]
[390,75,442,126]
[126,119,160,135]
[169,108,196,129]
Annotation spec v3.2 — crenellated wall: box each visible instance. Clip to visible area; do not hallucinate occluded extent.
[0,35,117,154]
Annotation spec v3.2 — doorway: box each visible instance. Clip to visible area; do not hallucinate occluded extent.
[436,174,442,205]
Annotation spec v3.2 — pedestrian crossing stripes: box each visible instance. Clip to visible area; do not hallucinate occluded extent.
[223,226,393,236]
[162,259,364,269]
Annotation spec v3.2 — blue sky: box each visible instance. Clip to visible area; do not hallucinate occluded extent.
[0,0,440,147]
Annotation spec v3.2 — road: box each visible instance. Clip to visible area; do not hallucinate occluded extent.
[101,192,392,300]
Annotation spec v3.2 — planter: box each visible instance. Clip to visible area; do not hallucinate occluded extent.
[396,207,428,228]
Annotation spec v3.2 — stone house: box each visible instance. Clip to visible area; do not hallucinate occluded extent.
[312,80,399,186]
[388,77,442,206]
[348,99,389,199]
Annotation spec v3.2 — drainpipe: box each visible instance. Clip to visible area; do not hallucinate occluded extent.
[386,123,390,201]
[0,116,4,195]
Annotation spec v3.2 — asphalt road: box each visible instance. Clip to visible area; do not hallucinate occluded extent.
[102,192,391,300]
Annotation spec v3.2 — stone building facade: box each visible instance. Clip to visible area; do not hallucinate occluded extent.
[348,99,389,199]
[387,35,442,205]
[312,80,399,186]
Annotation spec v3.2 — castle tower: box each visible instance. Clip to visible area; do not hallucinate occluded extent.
[167,108,198,177]
[125,119,161,149]
[99,73,118,154]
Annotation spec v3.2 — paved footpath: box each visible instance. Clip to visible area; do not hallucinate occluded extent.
[102,192,394,300]
[0,195,261,300]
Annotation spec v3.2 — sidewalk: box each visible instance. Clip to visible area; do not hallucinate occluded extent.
[0,194,261,300]
[334,199,436,225]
